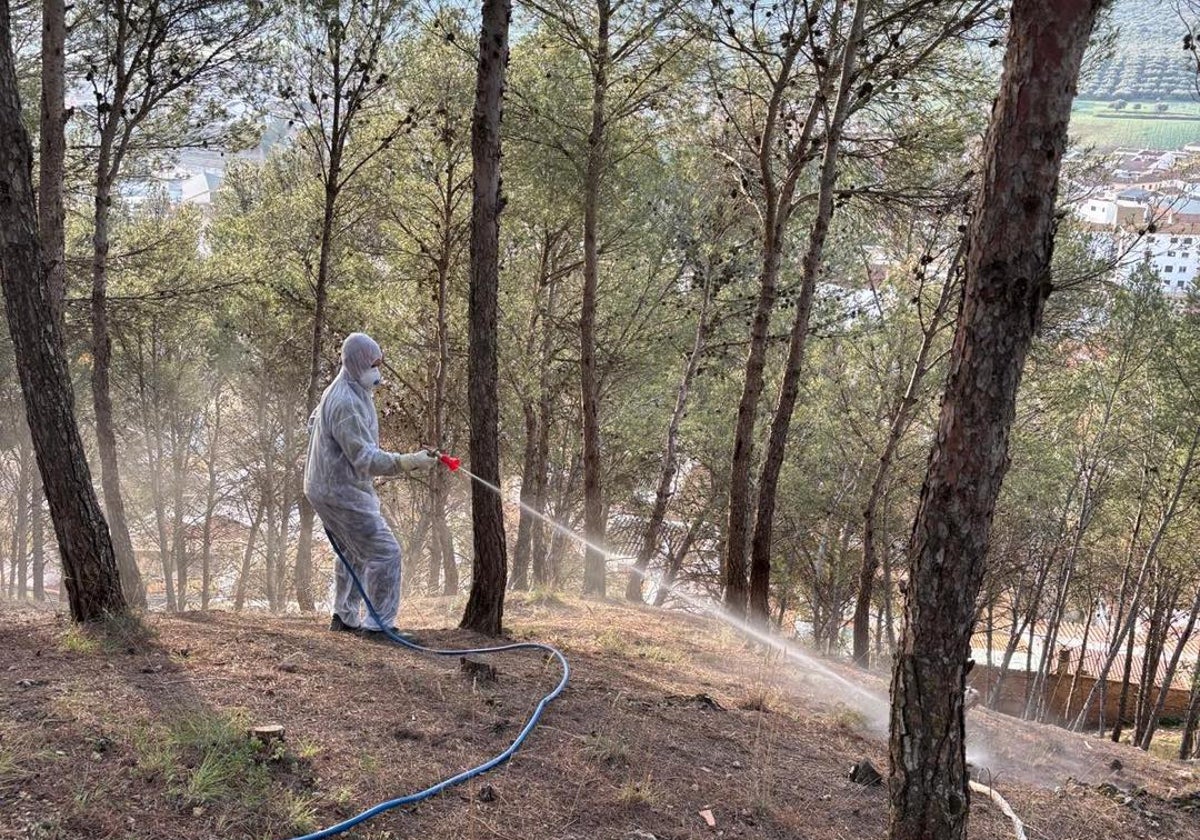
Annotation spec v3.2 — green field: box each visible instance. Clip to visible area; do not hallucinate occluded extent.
[1070,100,1200,151]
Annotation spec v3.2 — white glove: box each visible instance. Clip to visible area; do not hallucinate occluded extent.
[393,449,439,474]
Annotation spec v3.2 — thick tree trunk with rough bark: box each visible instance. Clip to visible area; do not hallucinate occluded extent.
[460,0,511,636]
[0,6,126,621]
[580,0,610,598]
[886,3,1101,838]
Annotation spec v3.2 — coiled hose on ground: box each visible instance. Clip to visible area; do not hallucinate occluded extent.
[287,529,570,840]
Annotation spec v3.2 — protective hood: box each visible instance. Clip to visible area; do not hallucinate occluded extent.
[341,332,382,387]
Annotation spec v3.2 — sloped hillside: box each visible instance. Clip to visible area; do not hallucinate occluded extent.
[0,595,1196,840]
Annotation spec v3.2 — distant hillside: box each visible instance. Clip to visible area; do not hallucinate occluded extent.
[1081,0,1197,101]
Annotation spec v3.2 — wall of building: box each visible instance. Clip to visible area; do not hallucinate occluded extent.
[969,663,1196,728]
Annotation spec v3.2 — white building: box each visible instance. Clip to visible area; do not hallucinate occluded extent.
[1071,187,1200,299]
[115,119,290,211]
[1126,224,1200,296]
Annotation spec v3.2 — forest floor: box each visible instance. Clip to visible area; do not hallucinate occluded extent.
[0,593,1197,840]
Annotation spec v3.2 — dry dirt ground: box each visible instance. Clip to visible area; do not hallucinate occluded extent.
[0,593,1197,840]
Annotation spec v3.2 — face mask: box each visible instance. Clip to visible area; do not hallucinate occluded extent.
[358,368,382,390]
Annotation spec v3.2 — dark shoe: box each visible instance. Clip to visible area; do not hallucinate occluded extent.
[329,615,360,633]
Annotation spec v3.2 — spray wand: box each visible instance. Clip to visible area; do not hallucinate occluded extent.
[427,448,460,472]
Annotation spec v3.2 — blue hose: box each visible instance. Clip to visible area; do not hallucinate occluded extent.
[287,529,570,840]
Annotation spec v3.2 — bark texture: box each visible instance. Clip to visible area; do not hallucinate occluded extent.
[0,3,127,622]
[887,3,1102,837]
[460,0,511,636]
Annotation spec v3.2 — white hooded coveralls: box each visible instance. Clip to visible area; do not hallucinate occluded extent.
[304,333,431,630]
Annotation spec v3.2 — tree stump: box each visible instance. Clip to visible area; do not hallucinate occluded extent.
[249,724,285,743]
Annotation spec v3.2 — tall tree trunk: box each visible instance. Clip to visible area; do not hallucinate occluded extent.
[15,437,31,597]
[529,426,552,586]
[426,214,456,593]
[278,421,296,607]
[432,146,456,455]
[723,231,780,617]
[32,469,44,601]
[1062,595,1098,724]
[264,477,279,611]
[0,5,126,621]
[1026,558,1077,720]
[425,508,441,594]
[653,516,702,607]
[38,0,66,318]
[426,474,457,596]
[1132,582,1175,745]
[145,378,177,612]
[91,166,146,609]
[580,0,610,598]
[234,501,265,612]
[295,183,339,614]
[626,269,713,602]
[886,3,1101,838]
[1073,429,1198,729]
[438,515,457,595]
[511,403,538,591]
[1140,586,1200,750]
[420,501,439,592]
[1111,611,1140,743]
[199,389,222,611]
[546,453,580,587]
[170,424,189,611]
[1180,656,1200,759]
[512,234,556,591]
[722,27,820,620]
[460,0,511,636]
[878,492,897,657]
[853,254,958,666]
[881,509,896,652]
[749,0,867,627]
[987,564,1049,708]
[530,268,559,589]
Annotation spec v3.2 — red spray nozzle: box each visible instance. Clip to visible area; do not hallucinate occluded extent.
[439,453,461,472]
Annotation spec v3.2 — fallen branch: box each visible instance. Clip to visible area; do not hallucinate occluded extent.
[969,780,1027,840]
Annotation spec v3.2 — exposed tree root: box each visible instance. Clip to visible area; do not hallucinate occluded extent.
[970,780,1028,840]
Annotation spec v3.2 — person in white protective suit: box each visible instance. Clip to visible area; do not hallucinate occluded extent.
[304,332,438,638]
